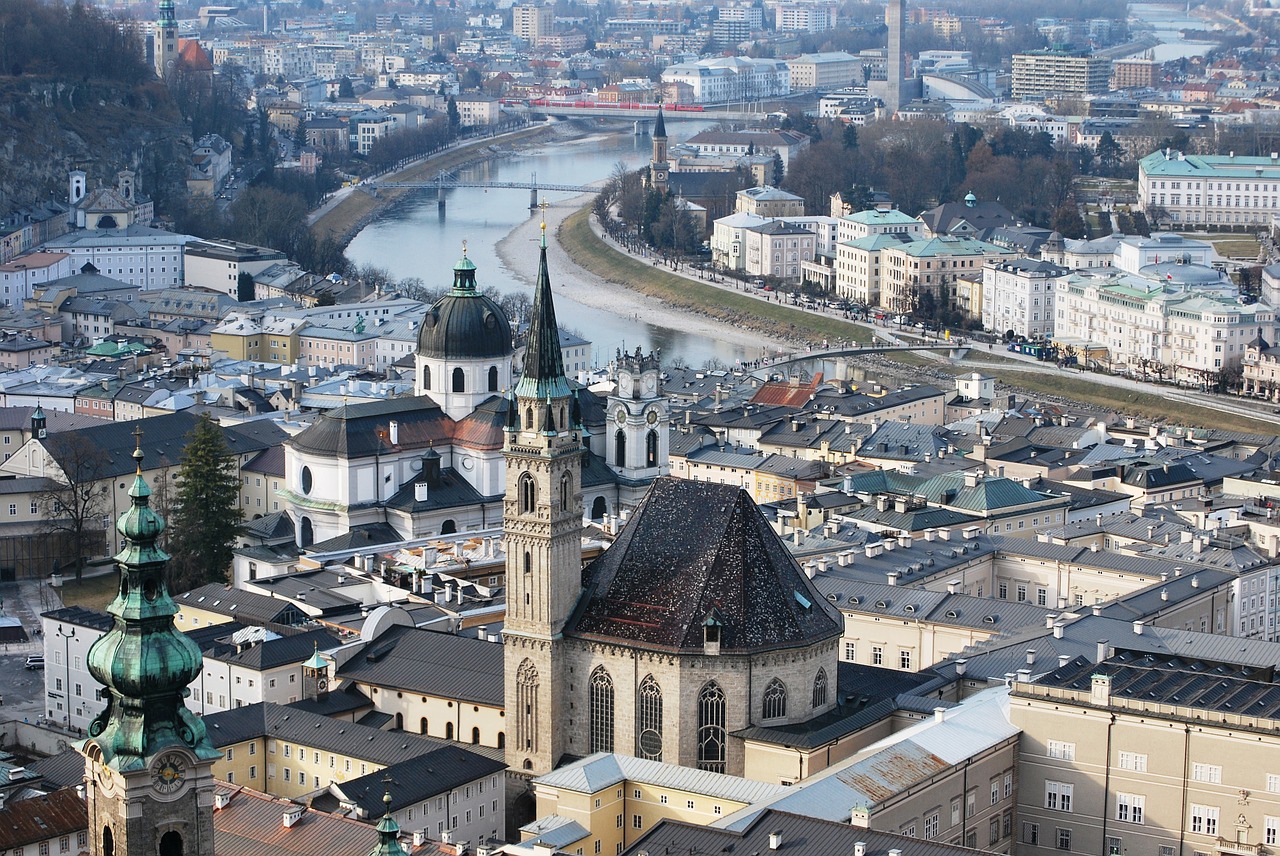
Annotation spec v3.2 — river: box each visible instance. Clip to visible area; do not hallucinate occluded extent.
[345,120,755,368]
[1126,2,1220,62]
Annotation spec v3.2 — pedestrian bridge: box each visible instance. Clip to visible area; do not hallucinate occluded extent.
[748,342,971,376]
[361,172,598,208]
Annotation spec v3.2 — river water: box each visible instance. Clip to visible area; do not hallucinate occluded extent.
[346,121,751,368]
[1127,2,1220,62]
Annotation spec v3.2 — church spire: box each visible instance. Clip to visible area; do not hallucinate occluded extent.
[654,106,667,139]
[370,784,408,856]
[515,220,570,401]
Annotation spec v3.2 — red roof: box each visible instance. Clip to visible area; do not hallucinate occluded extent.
[0,788,87,850]
[749,372,823,408]
[178,39,214,71]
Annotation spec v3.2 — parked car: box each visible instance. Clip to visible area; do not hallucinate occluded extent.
[24,655,44,670]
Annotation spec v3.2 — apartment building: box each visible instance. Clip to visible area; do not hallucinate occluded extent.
[981,259,1067,340]
[879,237,1017,314]
[184,240,287,297]
[787,51,859,88]
[742,220,814,280]
[660,57,791,104]
[1011,50,1111,100]
[512,4,553,42]
[1013,646,1280,856]
[1138,149,1280,229]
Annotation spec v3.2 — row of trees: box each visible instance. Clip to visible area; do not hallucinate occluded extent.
[0,0,151,82]
[39,415,243,591]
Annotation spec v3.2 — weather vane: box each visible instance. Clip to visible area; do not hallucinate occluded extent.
[461,239,468,257]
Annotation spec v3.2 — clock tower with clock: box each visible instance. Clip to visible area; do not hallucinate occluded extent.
[605,346,669,485]
[79,435,221,856]
[303,644,331,702]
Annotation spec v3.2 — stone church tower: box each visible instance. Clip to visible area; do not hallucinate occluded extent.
[502,224,584,779]
[649,109,669,195]
[80,437,222,856]
[155,0,179,78]
[606,347,669,483]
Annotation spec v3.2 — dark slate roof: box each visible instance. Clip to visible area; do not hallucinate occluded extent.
[176,584,309,627]
[305,522,405,554]
[28,750,86,790]
[241,510,294,542]
[40,410,286,479]
[335,748,507,817]
[337,624,504,706]
[581,450,621,489]
[242,444,285,477]
[42,604,114,633]
[384,466,493,514]
[625,808,985,856]
[917,196,1018,235]
[417,255,513,361]
[205,627,339,670]
[286,682,372,717]
[567,478,843,653]
[287,396,453,459]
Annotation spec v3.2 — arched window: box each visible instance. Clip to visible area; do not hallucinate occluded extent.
[102,827,114,856]
[423,365,431,391]
[589,666,614,753]
[299,516,313,548]
[489,365,499,391]
[812,668,829,710]
[590,496,608,520]
[525,407,534,429]
[636,675,663,761]
[452,367,465,393]
[472,726,481,744]
[395,712,404,730]
[519,473,536,514]
[159,831,183,856]
[446,722,454,740]
[523,551,531,574]
[497,732,506,749]
[697,681,726,773]
[441,519,457,535]
[762,678,787,720]
[645,429,659,467]
[421,717,429,735]
[614,430,626,466]
[560,472,571,512]
[517,659,539,752]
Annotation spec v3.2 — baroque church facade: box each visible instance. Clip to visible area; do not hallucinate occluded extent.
[281,247,668,548]
[502,229,844,808]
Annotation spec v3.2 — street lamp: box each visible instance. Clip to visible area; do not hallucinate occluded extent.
[55,624,75,730]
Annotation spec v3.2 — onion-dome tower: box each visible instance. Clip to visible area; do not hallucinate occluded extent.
[80,430,221,856]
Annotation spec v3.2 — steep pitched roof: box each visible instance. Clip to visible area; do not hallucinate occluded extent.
[567,478,842,653]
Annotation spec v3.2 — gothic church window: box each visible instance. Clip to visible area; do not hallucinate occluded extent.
[589,666,615,753]
[812,668,829,709]
[762,678,787,720]
[516,659,539,753]
[636,675,663,761]
[519,474,536,514]
[697,681,726,773]
[525,407,534,429]
[560,473,571,512]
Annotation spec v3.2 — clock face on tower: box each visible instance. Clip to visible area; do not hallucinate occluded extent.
[615,407,627,425]
[646,409,658,425]
[316,677,328,692]
[152,752,187,794]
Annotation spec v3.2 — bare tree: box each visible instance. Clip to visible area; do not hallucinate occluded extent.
[35,434,111,583]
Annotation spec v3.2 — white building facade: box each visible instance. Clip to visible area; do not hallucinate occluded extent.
[981,258,1067,340]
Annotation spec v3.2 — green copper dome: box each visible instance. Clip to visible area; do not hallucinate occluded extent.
[83,439,220,772]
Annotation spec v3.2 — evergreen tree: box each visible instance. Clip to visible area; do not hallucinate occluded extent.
[167,415,243,592]
[772,151,784,186]
[338,75,355,98]
[447,96,460,127]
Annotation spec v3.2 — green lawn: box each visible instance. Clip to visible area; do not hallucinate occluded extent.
[1179,233,1261,261]
[559,208,874,346]
[992,368,1276,434]
[58,573,118,613]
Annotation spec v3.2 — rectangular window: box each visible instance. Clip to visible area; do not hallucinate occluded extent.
[1057,828,1071,850]
[1022,823,1039,846]
[249,765,257,778]
[1107,837,1122,855]
[1045,781,1074,812]
[844,642,856,661]
[989,818,1000,845]
[633,816,642,829]
[1017,584,1027,602]
[1118,752,1147,772]
[1005,773,1014,798]
[872,646,883,666]
[951,798,962,827]
[1192,764,1222,784]
[1190,805,1219,836]
[1116,794,1144,824]
[925,812,939,840]
[1048,741,1076,761]
[992,781,1000,806]
[1268,774,1280,793]
[1267,817,1279,846]
[899,650,912,670]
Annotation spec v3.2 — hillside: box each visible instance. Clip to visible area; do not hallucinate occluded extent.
[0,0,191,212]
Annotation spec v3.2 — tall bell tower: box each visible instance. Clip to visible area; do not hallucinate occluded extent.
[649,108,669,195]
[80,432,222,856]
[502,222,583,780]
[155,0,179,79]
[606,347,669,483]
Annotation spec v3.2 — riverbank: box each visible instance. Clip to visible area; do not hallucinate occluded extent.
[495,198,793,360]
[311,122,558,245]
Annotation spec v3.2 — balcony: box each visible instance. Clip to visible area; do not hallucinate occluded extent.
[1216,839,1267,856]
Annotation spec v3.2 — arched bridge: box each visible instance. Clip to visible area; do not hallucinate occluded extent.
[748,342,971,377]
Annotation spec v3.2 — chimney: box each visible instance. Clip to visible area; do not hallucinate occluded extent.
[1160,588,1168,602]
[955,658,967,677]
[1091,673,1112,706]
[1096,640,1110,663]
[214,791,232,810]
[854,845,867,856]
[1045,615,1055,629]
[947,579,959,595]
[414,831,428,847]
[283,806,305,828]
[1191,575,1199,588]
[415,482,429,502]
[477,624,487,640]
[1058,653,1070,667]
[389,420,399,445]
[1133,620,1144,635]
[887,571,899,586]
[1016,668,1031,682]
[1053,621,1064,639]
[769,831,784,851]
[1091,604,1102,616]
[933,707,946,723]
[1026,648,1036,666]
